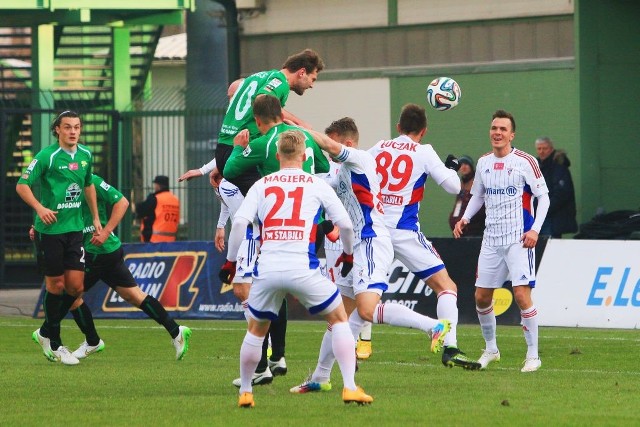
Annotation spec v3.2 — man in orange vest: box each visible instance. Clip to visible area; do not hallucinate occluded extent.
[136,175,180,242]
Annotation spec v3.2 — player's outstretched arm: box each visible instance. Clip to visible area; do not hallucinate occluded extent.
[307,129,342,157]
[178,169,204,182]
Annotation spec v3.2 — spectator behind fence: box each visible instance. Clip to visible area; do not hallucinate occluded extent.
[135,175,180,242]
[534,137,577,238]
[449,155,485,236]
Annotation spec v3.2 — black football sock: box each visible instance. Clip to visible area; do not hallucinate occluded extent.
[256,336,268,374]
[42,291,65,350]
[71,302,100,346]
[269,299,288,361]
[139,295,180,339]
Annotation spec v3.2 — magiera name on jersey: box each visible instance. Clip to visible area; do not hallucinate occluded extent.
[263,174,313,184]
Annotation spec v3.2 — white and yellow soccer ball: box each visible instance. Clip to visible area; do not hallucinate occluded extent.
[426,77,462,111]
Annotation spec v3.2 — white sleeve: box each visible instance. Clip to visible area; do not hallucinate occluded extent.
[336,220,354,254]
[422,145,459,193]
[217,202,230,228]
[531,193,550,233]
[440,174,461,195]
[462,194,485,222]
[199,158,217,175]
[522,152,548,198]
[333,146,366,170]
[226,217,249,262]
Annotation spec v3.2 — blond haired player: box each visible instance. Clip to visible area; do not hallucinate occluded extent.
[222,130,372,407]
[454,109,549,372]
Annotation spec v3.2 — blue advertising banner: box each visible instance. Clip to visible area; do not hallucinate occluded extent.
[34,241,245,320]
[34,238,548,324]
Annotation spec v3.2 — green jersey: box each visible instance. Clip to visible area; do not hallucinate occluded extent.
[218,70,290,146]
[82,175,123,255]
[18,143,93,234]
[223,123,330,179]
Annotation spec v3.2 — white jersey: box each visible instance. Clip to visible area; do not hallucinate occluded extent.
[368,135,456,231]
[471,148,548,246]
[319,159,344,252]
[333,146,389,244]
[235,168,352,273]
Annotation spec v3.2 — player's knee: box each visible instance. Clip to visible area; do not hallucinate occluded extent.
[513,291,532,310]
[356,306,374,323]
[70,297,84,311]
[474,291,493,308]
[45,277,65,294]
[233,283,249,301]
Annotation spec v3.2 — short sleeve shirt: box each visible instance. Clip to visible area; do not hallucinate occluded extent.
[82,175,124,255]
[218,70,290,146]
[18,143,93,234]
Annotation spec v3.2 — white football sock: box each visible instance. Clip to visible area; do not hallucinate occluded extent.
[331,321,357,391]
[348,309,366,341]
[372,302,439,332]
[239,331,264,393]
[437,290,458,347]
[521,306,539,359]
[476,304,498,352]
[359,321,372,341]
[311,324,334,383]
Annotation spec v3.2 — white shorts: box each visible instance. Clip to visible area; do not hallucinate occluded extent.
[247,269,342,320]
[352,236,394,296]
[476,243,536,288]
[234,224,260,285]
[324,246,353,299]
[391,229,445,279]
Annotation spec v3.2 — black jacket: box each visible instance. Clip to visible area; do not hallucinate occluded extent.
[537,150,578,236]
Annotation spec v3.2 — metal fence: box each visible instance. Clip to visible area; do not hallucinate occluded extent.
[120,108,225,243]
[1,99,227,287]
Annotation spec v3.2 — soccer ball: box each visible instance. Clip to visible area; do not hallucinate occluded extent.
[426,77,462,111]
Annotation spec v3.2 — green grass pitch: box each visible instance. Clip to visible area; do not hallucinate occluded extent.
[1,317,637,426]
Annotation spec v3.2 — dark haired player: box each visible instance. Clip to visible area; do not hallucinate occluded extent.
[17,111,101,365]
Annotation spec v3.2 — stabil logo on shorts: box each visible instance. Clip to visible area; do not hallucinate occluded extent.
[102,251,206,312]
